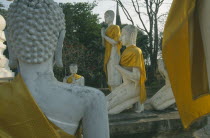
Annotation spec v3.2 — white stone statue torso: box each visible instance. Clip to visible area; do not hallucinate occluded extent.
[106,35,121,89]
[19,58,107,135]
[63,75,85,86]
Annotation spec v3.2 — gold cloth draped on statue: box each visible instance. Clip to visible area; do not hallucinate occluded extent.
[0,74,81,138]
[67,74,82,84]
[162,0,210,129]
[103,25,122,77]
[120,45,147,103]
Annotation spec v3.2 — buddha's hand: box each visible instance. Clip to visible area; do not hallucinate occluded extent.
[101,28,105,37]
[115,65,121,70]
[115,65,123,74]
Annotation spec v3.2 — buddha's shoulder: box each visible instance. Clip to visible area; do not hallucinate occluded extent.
[109,25,120,30]
[125,46,142,54]
[57,82,105,99]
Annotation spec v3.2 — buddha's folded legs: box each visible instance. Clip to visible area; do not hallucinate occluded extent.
[108,97,139,114]
[107,84,139,111]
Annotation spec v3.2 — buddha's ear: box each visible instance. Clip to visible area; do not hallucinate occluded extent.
[55,30,66,68]
[5,31,18,69]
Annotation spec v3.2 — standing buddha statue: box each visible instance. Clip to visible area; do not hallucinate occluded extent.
[101,10,122,91]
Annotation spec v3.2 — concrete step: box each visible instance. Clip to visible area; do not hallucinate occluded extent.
[109,109,206,138]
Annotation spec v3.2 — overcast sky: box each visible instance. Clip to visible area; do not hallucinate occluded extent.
[1,0,172,31]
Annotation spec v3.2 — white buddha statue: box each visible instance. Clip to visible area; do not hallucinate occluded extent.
[149,58,175,110]
[0,15,14,81]
[63,64,85,86]
[101,10,122,91]
[106,25,147,114]
[0,0,109,138]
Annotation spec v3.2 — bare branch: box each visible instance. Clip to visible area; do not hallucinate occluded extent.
[157,13,167,20]
[136,25,147,32]
[116,0,134,25]
[130,0,149,33]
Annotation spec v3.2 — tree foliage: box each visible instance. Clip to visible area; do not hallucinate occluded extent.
[54,2,106,88]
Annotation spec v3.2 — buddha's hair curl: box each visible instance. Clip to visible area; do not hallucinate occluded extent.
[6,0,65,64]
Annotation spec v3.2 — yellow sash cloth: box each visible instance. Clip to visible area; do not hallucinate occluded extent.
[67,74,82,84]
[0,74,81,138]
[120,45,147,103]
[103,25,122,77]
[163,0,210,128]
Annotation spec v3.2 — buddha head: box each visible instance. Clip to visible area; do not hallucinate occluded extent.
[6,0,66,68]
[121,25,138,46]
[69,63,78,74]
[104,10,114,24]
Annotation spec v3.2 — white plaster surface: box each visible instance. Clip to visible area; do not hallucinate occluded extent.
[149,59,175,110]
[106,25,144,114]
[0,15,14,81]
[5,1,109,137]
[101,10,122,91]
[63,75,85,86]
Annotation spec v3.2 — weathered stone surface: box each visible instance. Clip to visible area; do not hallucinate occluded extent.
[109,110,206,138]
[0,15,14,81]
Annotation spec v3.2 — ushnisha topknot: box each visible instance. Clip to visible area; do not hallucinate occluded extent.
[6,0,65,65]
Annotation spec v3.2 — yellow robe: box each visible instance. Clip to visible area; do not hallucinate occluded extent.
[120,45,147,103]
[103,25,122,77]
[67,74,82,84]
[162,0,210,128]
[0,74,81,138]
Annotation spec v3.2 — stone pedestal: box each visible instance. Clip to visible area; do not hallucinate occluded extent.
[109,110,206,138]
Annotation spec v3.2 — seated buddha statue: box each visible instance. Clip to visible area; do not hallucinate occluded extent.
[0,0,109,138]
[63,64,85,86]
[106,25,147,114]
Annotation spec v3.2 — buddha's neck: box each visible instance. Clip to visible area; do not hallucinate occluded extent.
[19,57,55,82]
[71,73,77,76]
[126,43,136,48]
[108,22,113,26]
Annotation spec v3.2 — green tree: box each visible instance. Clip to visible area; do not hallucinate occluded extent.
[54,2,106,88]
